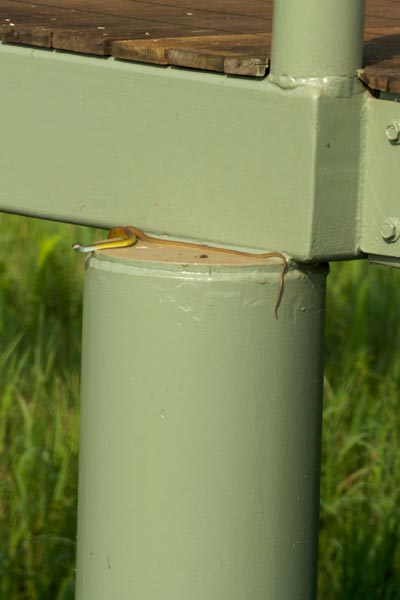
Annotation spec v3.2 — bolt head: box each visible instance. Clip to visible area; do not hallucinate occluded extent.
[386,121,400,142]
[381,218,400,242]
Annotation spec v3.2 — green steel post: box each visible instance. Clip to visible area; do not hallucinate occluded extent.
[76,244,327,599]
[270,0,365,81]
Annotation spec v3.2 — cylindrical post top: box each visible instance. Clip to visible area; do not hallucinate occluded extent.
[270,0,365,81]
[76,246,328,599]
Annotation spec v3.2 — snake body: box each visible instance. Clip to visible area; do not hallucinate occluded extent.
[73,226,287,318]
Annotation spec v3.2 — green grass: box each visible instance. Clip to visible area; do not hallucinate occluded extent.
[0,214,400,598]
[320,261,400,598]
[0,215,97,599]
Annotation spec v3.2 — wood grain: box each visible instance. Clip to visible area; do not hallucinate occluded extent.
[0,0,400,89]
[0,0,270,56]
[112,33,270,76]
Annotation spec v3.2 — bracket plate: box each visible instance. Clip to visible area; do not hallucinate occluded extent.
[362,95,400,261]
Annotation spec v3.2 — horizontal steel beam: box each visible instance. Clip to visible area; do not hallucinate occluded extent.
[0,44,365,262]
[3,43,400,265]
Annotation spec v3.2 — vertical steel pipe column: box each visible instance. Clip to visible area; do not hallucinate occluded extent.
[75,243,327,599]
[271,0,365,80]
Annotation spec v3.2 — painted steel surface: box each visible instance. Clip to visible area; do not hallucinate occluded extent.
[271,0,365,81]
[0,45,366,262]
[362,96,400,261]
[76,246,327,599]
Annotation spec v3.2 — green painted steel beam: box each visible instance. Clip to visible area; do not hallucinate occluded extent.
[311,87,364,260]
[1,4,400,268]
[271,0,365,82]
[0,44,365,262]
[76,245,327,599]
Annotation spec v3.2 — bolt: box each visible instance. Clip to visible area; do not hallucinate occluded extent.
[381,218,400,243]
[386,121,400,142]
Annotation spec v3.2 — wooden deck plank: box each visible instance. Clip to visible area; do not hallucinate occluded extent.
[0,0,270,57]
[360,26,400,92]
[0,0,400,90]
[28,0,273,22]
[112,33,270,76]
[0,1,270,42]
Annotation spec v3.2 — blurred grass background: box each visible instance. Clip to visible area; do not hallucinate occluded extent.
[0,213,399,598]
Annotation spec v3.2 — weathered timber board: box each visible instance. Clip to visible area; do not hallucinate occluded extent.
[112,33,270,76]
[361,26,400,93]
[0,1,271,55]
[0,0,399,89]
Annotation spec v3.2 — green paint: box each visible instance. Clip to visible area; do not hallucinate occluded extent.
[0,5,398,596]
[76,250,328,599]
[0,45,314,257]
[0,44,366,261]
[362,96,400,259]
[271,0,365,81]
[311,87,365,260]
